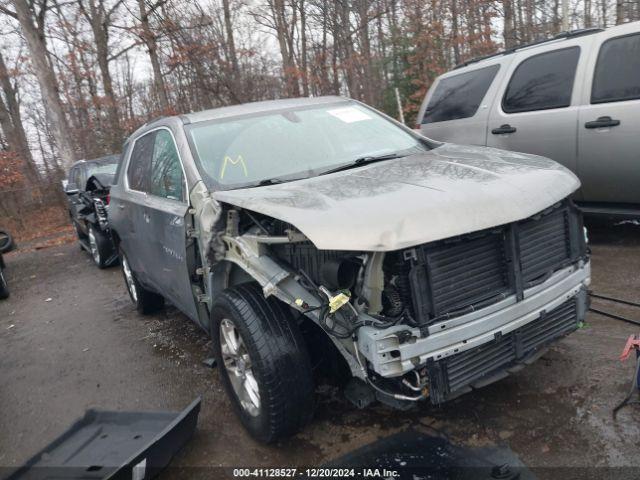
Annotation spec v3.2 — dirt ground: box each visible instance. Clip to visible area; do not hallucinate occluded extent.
[1,220,640,478]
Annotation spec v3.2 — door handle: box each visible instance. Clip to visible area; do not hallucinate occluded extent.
[491,124,517,135]
[585,116,620,129]
[118,204,125,210]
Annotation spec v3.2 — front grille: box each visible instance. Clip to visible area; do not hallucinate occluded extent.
[519,207,572,284]
[403,200,584,326]
[422,231,509,316]
[429,298,579,402]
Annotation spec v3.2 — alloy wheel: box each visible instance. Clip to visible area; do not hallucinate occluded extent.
[219,318,261,417]
[88,230,100,265]
[122,256,138,303]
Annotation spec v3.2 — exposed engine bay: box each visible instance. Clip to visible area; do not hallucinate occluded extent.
[201,196,591,408]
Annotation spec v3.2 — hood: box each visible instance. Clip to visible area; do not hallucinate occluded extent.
[212,143,580,251]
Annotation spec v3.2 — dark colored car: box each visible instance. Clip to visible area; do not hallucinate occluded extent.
[63,155,120,268]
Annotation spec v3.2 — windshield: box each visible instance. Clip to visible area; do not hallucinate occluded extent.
[186,102,430,189]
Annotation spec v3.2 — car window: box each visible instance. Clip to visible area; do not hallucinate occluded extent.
[503,47,580,113]
[592,33,640,104]
[127,132,156,192]
[149,129,184,201]
[422,65,499,124]
[68,167,79,187]
[86,162,118,178]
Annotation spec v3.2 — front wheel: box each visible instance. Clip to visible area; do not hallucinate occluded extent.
[0,267,9,299]
[211,284,315,443]
[121,251,164,314]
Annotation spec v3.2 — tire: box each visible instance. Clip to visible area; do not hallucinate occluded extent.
[120,250,164,314]
[88,226,111,269]
[0,230,14,254]
[211,284,315,443]
[0,267,8,299]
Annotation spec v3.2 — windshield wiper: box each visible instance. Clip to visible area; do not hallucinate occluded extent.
[257,178,285,186]
[320,152,405,176]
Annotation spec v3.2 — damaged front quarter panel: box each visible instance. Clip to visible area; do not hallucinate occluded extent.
[190,195,366,378]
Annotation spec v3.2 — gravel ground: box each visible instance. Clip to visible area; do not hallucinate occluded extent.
[1,220,639,478]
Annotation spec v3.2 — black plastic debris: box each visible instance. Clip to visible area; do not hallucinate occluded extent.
[202,357,217,369]
[5,398,201,480]
[321,429,535,480]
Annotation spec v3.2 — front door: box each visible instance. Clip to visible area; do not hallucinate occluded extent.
[144,128,199,322]
[487,43,589,195]
[577,31,640,204]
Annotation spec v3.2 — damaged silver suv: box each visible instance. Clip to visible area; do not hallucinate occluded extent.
[109,96,590,442]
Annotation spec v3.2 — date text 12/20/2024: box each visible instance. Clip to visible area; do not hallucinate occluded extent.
[232,468,400,478]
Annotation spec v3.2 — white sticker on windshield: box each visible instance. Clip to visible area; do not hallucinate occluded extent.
[327,107,372,123]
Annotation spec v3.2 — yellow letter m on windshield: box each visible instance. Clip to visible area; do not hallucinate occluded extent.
[220,155,248,180]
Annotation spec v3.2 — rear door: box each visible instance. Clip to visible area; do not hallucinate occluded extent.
[419,62,504,145]
[487,41,590,184]
[577,29,640,204]
[120,132,155,283]
[144,128,199,322]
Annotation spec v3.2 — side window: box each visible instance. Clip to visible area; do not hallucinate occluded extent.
[149,129,184,201]
[592,33,640,104]
[503,47,580,113]
[423,65,500,123]
[127,132,156,192]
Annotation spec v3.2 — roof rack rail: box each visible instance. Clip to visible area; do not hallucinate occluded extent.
[453,27,603,70]
[139,115,168,129]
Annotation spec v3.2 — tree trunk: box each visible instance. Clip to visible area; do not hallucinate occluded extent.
[137,0,170,111]
[0,51,39,184]
[13,0,76,170]
[356,0,374,105]
[584,0,592,27]
[299,0,309,96]
[503,0,517,48]
[616,0,625,24]
[450,0,461,64]
[84,0,122,152]
[222,0,240,101]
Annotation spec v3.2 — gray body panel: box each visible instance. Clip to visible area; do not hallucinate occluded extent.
[419,21,640,208]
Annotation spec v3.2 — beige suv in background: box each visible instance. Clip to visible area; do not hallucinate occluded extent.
[418,21,640,217]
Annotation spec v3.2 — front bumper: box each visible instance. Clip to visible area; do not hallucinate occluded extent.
[357,261,590,379]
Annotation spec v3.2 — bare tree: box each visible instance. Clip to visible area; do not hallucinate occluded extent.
[135,0,170,111]
[77,0,124,151]
[5,0,76,169]
[0,50,39,184]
